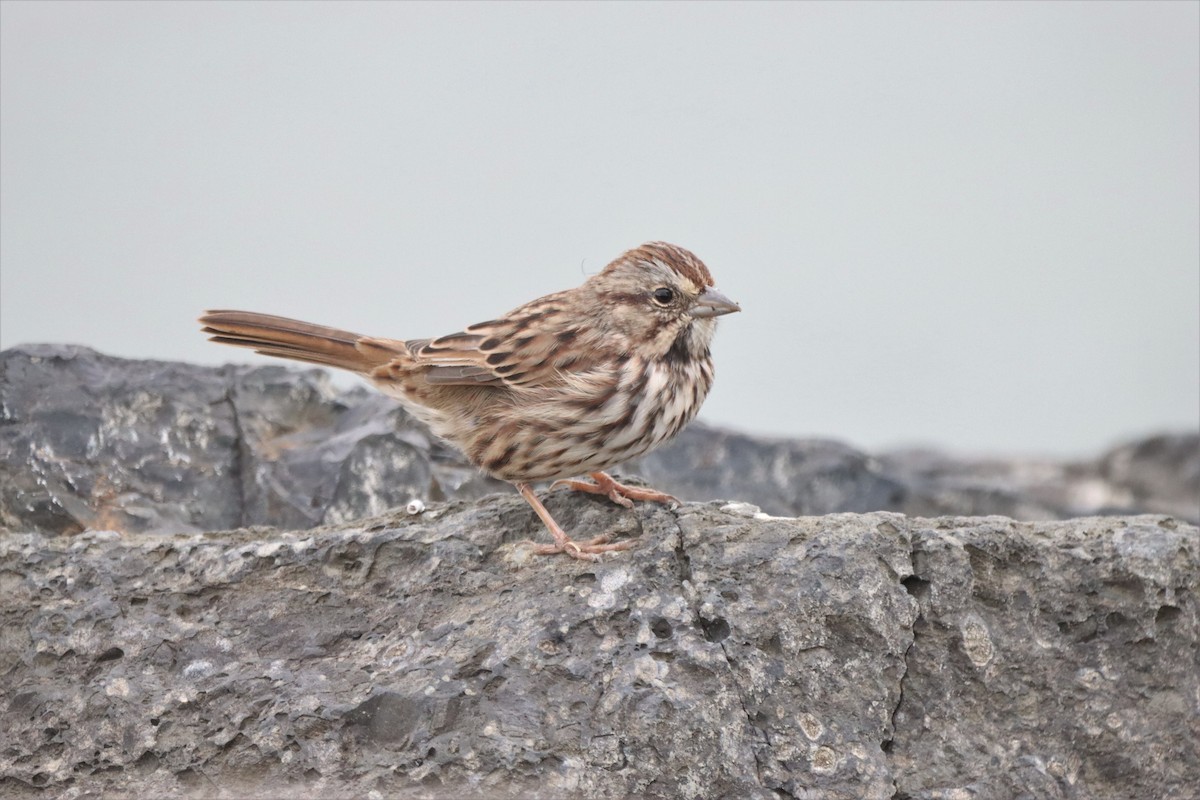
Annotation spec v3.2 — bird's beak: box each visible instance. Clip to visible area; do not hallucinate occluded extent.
[691,287,741,318]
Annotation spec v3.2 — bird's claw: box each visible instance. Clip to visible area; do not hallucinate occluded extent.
[520,534,634,561]
[552,472,679,509]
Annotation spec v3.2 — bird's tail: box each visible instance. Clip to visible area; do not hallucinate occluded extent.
[199,310,404,374]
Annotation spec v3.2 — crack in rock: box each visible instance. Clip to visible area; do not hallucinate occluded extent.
[220,380,249,529]
[884,545,924,798]
[670,511,774,794]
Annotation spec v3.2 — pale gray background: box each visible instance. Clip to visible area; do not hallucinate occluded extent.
[2,1,1197,456]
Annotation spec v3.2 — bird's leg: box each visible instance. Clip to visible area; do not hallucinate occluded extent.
[550,471,680,509]
[516,483,635,560]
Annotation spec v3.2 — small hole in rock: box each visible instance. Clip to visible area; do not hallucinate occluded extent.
[902,576,930,600]
[96,647,124,663]
[1156,605,1182,626]
[700,617,730,643]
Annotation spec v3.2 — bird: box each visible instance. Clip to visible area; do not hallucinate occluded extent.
[199,242,739,560]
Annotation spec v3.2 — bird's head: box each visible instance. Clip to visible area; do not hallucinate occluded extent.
[585,241,740,361]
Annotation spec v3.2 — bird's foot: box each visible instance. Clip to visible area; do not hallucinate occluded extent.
[516,482,636,561]
[550,471,680,509]
[525,533,636,561]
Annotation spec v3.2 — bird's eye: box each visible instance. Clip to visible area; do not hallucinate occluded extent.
[651,287,675,306]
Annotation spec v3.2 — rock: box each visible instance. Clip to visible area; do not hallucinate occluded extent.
[1,345,1196,536]
[2,345,1196,797]
[629,431,908,517]
[0,345,507,537]
[1096,434,1200,522]
[0,503,1195,798]
[879,439,1200,524]
[889,515,1199,799]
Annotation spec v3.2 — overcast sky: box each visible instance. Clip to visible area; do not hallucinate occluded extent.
[2,1,1197,456]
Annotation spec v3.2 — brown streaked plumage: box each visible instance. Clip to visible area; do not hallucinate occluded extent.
[200,242,739,560]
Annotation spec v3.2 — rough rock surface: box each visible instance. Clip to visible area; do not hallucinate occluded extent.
[2,345,1198,798]
[2,345,1196,537]
[0,345,506,537]
[1,502,1196,799]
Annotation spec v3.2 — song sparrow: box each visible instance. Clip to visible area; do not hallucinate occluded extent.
[199,242,739,560]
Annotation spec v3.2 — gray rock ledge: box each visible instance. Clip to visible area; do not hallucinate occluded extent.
[2,344,1196,538]
[1,500,1196,799]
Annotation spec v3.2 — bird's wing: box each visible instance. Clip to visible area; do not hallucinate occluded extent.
[396,298,602,389]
